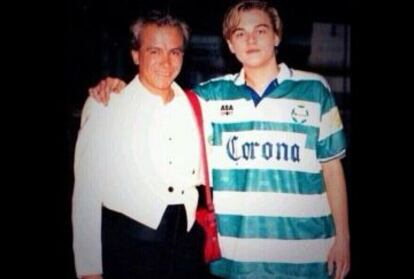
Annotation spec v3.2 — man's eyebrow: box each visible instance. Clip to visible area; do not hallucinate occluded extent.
[171,47,184,52]
[143,46,184,53]
[255,23,271,29]
[232,27,245,33]
[232,24,271,33]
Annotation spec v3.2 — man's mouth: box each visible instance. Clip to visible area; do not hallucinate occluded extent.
[157,72,172,77]
[246,49,260,54]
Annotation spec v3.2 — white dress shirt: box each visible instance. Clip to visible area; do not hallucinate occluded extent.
[72,76,202,277]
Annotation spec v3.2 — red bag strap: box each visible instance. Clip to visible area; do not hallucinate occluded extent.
[185,89,213,210]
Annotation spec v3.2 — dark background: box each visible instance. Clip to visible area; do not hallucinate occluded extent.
[60,1,359,278]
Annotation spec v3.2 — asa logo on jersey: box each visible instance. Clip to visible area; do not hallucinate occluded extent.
[220,104,234,115]
[291,105,309,124]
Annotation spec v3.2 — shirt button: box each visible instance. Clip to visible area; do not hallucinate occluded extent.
[181,190,185,194]
[192,169,195,174]
[168,186,174,192]
[169,161,172,165]
[168,137,172,141]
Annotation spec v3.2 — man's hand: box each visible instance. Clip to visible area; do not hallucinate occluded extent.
[88,76,126,106]
[327,235,350,279]
[81,275,103,279]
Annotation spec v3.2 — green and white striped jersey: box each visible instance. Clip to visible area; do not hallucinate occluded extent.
[194,63,346,279]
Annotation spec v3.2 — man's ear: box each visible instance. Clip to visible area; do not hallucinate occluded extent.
[274,34,281,47]
[131,50,139,65]
[227,39,236,54]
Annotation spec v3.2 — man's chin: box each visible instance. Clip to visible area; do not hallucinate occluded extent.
[243,59,268,69]
[152,82,173,91]
[156,77,176,86]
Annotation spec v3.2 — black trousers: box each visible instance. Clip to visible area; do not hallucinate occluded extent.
[102,205,211,279]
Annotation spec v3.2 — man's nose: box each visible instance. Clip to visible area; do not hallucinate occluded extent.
[160,53,172,66]
[246,32,257,43]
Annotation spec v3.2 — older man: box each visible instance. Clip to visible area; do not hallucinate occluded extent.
[72,11,209,279]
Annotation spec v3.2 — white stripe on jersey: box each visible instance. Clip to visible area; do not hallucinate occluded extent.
[211,131,321,173]
[204,98,321,127]
[219,235,335,263]
[290,69,331,91]
[320,106,343,140]
[214,191,331,218]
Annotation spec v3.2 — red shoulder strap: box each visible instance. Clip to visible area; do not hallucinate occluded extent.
[184,89,213,210]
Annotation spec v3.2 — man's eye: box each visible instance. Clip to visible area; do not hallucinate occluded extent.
[235,32,245,38]
[172,50,182,56]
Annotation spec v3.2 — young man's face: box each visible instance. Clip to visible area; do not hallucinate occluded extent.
[132,24,184,95]
[227,9,280,69]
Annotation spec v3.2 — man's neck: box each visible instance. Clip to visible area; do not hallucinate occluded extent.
[244,60,280,93]
[139,76,175,104]
[161,89,174,104]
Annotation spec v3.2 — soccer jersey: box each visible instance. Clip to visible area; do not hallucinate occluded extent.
[194,63,346,279]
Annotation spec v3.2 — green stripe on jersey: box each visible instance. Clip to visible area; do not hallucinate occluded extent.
[217,214,335,240]
[213,169,324,194]
[317,130,346,160]
[211,258,329,279]
[195,80,251,101]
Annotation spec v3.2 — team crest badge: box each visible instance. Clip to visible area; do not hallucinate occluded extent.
[291,105,309,124]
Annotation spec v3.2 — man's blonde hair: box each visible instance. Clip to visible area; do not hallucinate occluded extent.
[130,10,190,50]
[222,0,282,40]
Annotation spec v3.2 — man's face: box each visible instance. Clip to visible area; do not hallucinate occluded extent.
[132,24,184,95]
[227,9,279,69]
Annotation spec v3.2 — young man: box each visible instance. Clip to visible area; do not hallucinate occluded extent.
[195,2,350,278]
[90,1,350,278]
[72,11,209,279]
